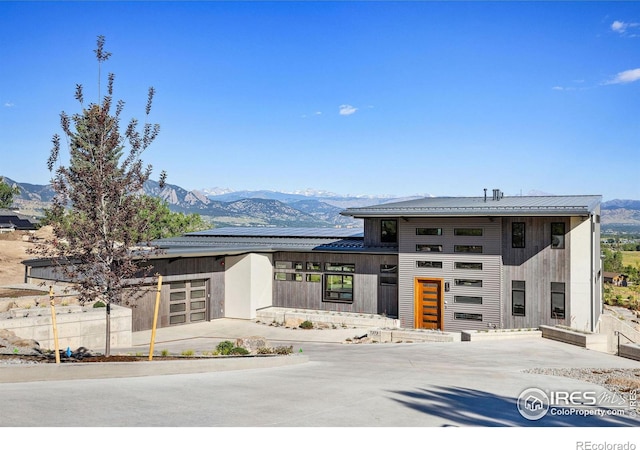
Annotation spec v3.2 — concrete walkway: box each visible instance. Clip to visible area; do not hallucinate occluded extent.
[1,319,639,427]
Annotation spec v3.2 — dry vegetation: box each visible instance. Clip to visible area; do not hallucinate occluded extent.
[0,227,58,308]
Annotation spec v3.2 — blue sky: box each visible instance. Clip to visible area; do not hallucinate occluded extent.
[1,1,640,201]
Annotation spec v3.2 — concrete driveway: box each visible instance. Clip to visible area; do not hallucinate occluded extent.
[1,319,639,427]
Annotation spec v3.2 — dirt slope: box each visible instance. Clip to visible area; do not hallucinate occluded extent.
[0,227,52,286]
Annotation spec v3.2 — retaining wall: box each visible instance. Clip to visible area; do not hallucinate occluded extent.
[0,305,131,351]
[539,325,608,352]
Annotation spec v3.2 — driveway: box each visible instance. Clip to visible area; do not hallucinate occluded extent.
[1,319,639,427]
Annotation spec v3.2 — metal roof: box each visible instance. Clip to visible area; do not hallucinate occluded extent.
[186,227,364,238]
[341,195,602,218]
[150,232,395,259]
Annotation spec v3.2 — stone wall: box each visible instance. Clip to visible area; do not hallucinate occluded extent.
[0,305,131,352]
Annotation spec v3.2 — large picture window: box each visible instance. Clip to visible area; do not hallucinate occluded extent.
[324,274,354,302]
[381,220,397,243]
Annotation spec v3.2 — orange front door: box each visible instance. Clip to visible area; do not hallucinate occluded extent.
[414,278,444,330]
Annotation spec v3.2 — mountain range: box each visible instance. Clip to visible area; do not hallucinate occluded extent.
[3,176,639,232]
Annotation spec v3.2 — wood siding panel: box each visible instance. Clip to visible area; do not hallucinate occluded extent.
[272,251,398,317]
[501,217,571,329]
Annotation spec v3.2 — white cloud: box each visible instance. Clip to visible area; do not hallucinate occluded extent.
[606,68,640,84]
[339,104,357,116]
[612,20,627,33]
[611,20,640,36]
[4,101,14,107]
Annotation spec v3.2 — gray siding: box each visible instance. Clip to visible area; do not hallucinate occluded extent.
[501,217,571,329]
[272,251,398,317]
[364,218,399,249]
[125,257,225,331]
[398,217,502,331]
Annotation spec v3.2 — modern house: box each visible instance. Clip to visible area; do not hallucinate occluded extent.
[23,190,603,333]
[0,209,39,231]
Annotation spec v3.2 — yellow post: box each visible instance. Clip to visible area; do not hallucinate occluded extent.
[148,275,163,361]
[49,286,60,365]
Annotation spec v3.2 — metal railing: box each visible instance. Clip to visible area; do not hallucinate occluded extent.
[614,330,637,356]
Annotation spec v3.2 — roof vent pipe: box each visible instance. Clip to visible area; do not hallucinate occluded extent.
[493,189,503,201]
[484,188,487,202]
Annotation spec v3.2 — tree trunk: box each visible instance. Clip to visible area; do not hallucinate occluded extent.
[105,302,111,357]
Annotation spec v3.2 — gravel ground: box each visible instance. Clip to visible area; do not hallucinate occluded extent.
[524,367,640,412]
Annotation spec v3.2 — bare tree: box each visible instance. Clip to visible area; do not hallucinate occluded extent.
[33,36,166,356]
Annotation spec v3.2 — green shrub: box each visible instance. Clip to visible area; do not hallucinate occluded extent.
[181,349,195,357]
[93,301,106,308]
[229,347,250,355]
[160,349,169,357]
[215,340,236,355]
[299,320,313,329]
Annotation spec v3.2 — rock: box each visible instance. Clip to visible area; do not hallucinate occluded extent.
[235,336,271,354]
[0,329,42,356]
[284,317,304,328]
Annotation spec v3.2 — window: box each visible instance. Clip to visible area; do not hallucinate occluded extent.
[551,282,566,319]
[324,274,353,302]
[551,222,565,249]
[306,274,322,282]
[416,244,443,252]
[416,228,442,236]
[512,281,525,316]
[274,273,302,281]
[417,261,443,269]
[454,279,483,287]
[454,245,483,253]
[380,264,397,273]
[512,222,525,248]
[169,291,186,301]
[381,220,397,243]
[454,296,483,305]
[454,228,483,236]
[380,277,397,286]
[455,262,483,270]
[275,261,292,269]
[294,262,304,271]
[454,312,483,321]
[306,262,321,271]
[325,263,355,272]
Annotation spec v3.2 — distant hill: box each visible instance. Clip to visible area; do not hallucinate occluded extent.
[4,175,639,231]
[3,177,411,228]
[600,199,640,233]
